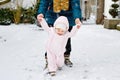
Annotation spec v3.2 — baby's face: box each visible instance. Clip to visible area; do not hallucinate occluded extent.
[55,28,66,35]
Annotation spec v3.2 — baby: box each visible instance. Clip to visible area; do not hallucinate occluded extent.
[39,16,81,76]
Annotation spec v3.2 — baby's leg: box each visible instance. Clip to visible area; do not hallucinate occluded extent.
[56,54,64,68]
[47,50,57,72]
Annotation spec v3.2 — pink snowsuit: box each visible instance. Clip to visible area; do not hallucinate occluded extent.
[40,18,78,72]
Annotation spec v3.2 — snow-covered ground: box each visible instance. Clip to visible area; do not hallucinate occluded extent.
[0,24,120,80]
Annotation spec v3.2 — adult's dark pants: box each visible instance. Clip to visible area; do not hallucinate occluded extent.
[45,26,73,58]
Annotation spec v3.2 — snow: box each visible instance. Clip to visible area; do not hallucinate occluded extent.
[0,23,120,80]
[22,0,36,8]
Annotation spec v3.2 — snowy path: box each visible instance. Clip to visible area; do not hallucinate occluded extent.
[0,24,120,80]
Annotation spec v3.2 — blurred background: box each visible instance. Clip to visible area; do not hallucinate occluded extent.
[0,0,120,30]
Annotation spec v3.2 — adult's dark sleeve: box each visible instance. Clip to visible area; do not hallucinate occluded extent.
[37,0,49,16]
[71,0,82,21]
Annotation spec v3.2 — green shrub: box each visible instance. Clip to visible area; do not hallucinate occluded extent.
[111,4,119,8]
[109,9,118,18]
[21,7,36,24]
[112,0,119,2]
[0,8,13,25]
[0,0,40,24]
[12,6,22,24]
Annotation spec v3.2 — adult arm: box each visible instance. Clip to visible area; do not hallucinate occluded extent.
[71,0,82,23]
[37,0,49,16]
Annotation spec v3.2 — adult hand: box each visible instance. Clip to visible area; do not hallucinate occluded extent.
[37,14,44,22]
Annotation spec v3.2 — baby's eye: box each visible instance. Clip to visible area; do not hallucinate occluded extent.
[61,30,65,33]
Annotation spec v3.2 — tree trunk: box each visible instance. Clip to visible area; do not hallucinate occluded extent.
[96,0,105,24]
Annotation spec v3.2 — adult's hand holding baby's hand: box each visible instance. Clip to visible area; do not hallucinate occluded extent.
[76,24,81,29]
[75,18,82,29]
[37,14,44,22]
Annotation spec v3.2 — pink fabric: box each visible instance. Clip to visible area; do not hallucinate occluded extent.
[54,16,69,30]
[40,18,78,72]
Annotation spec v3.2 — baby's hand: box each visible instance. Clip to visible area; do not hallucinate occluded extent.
[37,14,44,22]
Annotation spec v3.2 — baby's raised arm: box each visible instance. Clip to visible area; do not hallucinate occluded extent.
[68,24,81,37]
[39,18,50,32]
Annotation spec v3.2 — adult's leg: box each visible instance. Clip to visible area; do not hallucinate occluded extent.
[64,26,73,67]
[64,38,71,56]
[64,26,72,55]
[44,52,48,69]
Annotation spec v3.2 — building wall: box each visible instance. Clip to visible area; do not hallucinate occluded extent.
[104,0,113,19]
